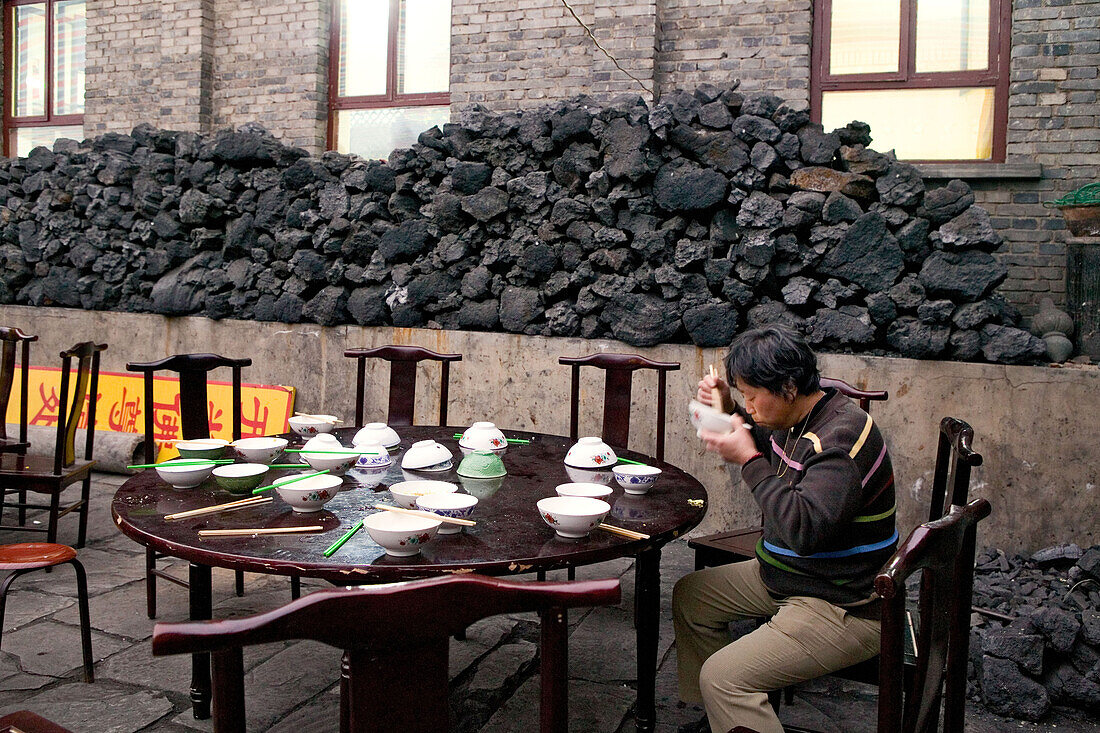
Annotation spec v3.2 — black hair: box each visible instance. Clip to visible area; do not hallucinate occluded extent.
[725,325,821,397]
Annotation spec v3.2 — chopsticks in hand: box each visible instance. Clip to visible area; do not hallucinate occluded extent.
[707,364,724,411]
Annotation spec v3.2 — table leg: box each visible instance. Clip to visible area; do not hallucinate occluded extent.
[634,546,661,733]
[189,562,212,719]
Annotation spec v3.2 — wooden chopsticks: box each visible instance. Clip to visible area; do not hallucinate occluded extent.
[597,523,650,540]
[294,412,342,424]
[708,364,724,410]
[371,504,476,526]
[165,496,272,521]
[198,525,324,537]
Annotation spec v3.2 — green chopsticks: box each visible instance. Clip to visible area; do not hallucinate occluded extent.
[252,469,332,494]
[323,518,364,557]
[284,449,380,455]
[451,434,531,444]
[128,459,234,469]
[616,457,647,466]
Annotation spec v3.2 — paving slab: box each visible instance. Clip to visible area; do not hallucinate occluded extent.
[2,620,130,678]
[479,676,636,733]
[468,641,536,692]
[2,589,74,632]
[450,615,518,677]
[0,680,173,733]
[51,580,156,640]
[0,652,54,693]
[13,547,144,598]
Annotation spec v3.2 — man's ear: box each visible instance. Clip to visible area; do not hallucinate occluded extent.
[784,382,798,402]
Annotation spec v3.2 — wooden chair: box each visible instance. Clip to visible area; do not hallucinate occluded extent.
[0,341,105,548]
[688,377,889,570]
[0,543,93,683]
[0,710,75,733]
[748,498,992,733]
[126,354,262,618]
[0,328,38,527]
[151,574,621,733]
[344,345,462,427]
[559,353,681,462]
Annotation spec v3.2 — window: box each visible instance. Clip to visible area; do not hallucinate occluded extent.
[3,0,84,157]
[329,0,451,160]
[811,0,1009,162]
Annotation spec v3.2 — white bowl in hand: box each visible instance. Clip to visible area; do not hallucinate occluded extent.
[537,496,610,538]
[688,400,734,434]
[564,436,617,469]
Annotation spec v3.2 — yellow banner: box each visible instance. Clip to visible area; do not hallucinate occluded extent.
[8,367,296,460]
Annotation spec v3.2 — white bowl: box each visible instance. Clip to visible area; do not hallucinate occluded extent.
[353,423,401,449]
[155,459,217,488]
[351,466,389,489]
[352,440,392,469]
[389,480,458,509]
[287,414,338,436]
[363,511,442,556]
[612,465,662,495]
[298,447,364,476]
[564,436,617,469]
[230,437,289,464]
[688,400,734,434]
[555,482,614,499]
[459,422,508,455]
[175,438,230,460]
[275,473,343,513]
[302,434,342,452]
[537,496,610,538]
[401,440,454,471]
[564,465,615,486]
[416,493,478,534]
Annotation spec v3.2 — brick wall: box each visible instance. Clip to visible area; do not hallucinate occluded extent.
[85,0,214,135]
[974,0,1100,316]
[657,0,812,101]
[211,0,329,152]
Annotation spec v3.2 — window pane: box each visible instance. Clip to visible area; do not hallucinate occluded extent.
[915,0,990,73]
[397,0,450,94]
[336,105,450,159]
[821,88,994,160]
[830,0,900,75]
[11,124,83,158]
[339,0,389,97]
[53,0,86,116]
[13,4,47,117]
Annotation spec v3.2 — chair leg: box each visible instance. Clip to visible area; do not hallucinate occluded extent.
[77,476,91,549]
[567,566,575,581]
[234,570,244,597]
[146,547,157,619]
[537,570,546,581]
[47,492,60,544]
[69,559,94,682]
[290,576,301,600]
[17,489,25,526]
[0,569,27,654]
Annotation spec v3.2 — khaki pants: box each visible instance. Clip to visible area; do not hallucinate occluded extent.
[672,560,880,733]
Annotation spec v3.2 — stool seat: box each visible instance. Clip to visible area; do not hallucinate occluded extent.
[0,543,78,570]
[0,710,74,732]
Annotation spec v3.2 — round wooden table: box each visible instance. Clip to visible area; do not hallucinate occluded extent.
[112,426,708,732]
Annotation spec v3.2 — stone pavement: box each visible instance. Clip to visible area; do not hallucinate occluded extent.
[0,472,1097,733]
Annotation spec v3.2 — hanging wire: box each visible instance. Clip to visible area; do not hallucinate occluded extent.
[559,0,655,98]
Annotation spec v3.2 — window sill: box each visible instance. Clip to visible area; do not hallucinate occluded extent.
[915,162,1043,180]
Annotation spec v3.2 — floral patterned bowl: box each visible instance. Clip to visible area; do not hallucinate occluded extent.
[458,422,508,456]
[275,473,343,513]
[388,480,459,509]
[363,511,441,556]
[564,436,617,469]
[536,496,610,538]
[287,415,338,437]
[416,492,478,535]
[611,464,662,495]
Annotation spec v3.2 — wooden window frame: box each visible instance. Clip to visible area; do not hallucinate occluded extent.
[326,0,450,152]
[810,0,1011,164]
[2,0,84,157]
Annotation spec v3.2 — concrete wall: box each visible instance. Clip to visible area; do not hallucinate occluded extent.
[7,304,1097,554]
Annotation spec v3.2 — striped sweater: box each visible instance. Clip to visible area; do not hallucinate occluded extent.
[731,388,897,606]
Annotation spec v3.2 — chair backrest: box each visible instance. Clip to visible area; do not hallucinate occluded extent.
[928,417,982,523]
[819,376,889,413]
[151,574,621,733]
[0,327,37,446]
[55,341,107,471]
[876,497,991,733]
[126,354,251,464]
[343,345,462,427]
[559,353,681,462]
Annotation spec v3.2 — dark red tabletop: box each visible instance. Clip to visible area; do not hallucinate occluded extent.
[111,426,709,584]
